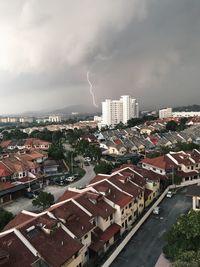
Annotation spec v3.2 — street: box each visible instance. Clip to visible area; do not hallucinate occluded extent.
[110,187,192,267]
[4,164,95,215]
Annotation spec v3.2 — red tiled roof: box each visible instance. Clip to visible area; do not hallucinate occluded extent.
[19,215,82,267]
[142,155,177,169]
[0,140,11,149]
[109,175,144,199]
[93,180,133,208]
[89,174,109,184]
[75,191,115,219]
[112,164,136,172]
[171,152,196,165]
[114,139,122,145]
[56,190,79,202]
[118,169,146,187]
[100,223,120,242]
[50,200,94,238]
[3,212,34,231]
[0,162,12,177]
[0,232,38,267]
[176,170,198,178]
[90,224,120,252]
[131,165,168,181]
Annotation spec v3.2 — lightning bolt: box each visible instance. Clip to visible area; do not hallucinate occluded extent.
[87,71,98,108]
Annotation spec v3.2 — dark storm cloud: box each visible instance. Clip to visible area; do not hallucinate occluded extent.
[0,0,200,113]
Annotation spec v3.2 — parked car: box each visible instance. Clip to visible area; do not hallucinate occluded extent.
[166,190,174,198]
[152,206,160,215]
[84,157,91,162]
[65,176,75,182]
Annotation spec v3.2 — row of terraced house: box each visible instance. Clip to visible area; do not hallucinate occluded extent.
[0,138,52,205]
[1,149,200,266]
[0,164,165,267]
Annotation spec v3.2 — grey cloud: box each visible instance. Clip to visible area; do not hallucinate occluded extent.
[0,0,200,114]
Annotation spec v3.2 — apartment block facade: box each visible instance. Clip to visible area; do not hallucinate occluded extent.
[101,95,139,127]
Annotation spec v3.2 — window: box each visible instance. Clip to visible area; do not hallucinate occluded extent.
[160,170,162,173]
[129,203,132,208]
[110,214,113,220]
[122,209,124,215]
[122,222,124,227]
[85,251,88,257]
[128,215,132,221]
[84,234,88,239]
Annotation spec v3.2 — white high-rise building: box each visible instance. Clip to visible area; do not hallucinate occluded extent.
[100,95,139,127]
[159,108,172,119]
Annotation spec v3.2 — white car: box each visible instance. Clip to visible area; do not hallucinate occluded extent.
[153,206,160,215]
[65,176,75,182]
[84,157,91,162]
[166,191,173,198]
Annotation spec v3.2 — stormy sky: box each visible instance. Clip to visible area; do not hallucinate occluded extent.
[0,0,200,114]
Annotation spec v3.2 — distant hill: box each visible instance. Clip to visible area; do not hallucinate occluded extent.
[20,104,100,117]
[173,105,200,112]
[50,104,99,115]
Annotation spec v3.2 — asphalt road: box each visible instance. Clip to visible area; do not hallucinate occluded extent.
[111,187,192,267]
[4,164,95,215]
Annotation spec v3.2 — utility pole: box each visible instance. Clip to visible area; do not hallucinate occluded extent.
[71,152,73,174]
[172,166,175,187]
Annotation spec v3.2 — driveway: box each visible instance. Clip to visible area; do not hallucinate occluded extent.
[4,164,95,215]
[44,164,95,200]
[110,188,191,267]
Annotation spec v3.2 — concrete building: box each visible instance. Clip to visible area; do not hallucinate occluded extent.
[19,117,34,123]
[49,115,62,123]
[172,111,200,118]
[159,108,172,119]
[101,95,139,127]
[187,184,200,211]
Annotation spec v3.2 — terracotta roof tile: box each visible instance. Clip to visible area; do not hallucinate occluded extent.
[0,232,38,267]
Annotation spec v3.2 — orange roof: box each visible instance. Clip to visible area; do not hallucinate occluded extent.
[142,155,177,169]
[57,190,79,202]
[3,212,35,231]
[0,140,11,148]
[0,162,12,177]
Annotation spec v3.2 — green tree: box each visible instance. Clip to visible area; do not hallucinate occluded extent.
[164,211,200,264]
[48,143,65,160]
[173,250,200,267]
[94,161,114,174]
[0,209,13,231]
[32,192,54,209]
[166,121,178,131]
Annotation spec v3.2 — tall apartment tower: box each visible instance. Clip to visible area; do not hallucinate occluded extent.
[101,95,139,127]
